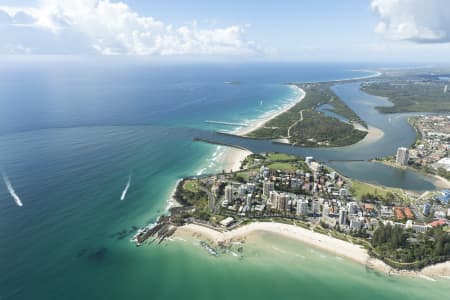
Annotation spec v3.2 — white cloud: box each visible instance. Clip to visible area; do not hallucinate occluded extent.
[0,0,257,55]
[371,0,450,43]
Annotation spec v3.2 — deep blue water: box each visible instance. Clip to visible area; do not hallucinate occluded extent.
[0,61,442,299]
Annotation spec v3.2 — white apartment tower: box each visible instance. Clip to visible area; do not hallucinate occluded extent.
[276,193,289,211]
[225,185,233,203]
[396,147,409,165]
[296,199,309,216]
[263,181,275,198]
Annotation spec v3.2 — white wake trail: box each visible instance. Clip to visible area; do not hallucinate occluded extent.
[2,173,24,207]
[120,176,131,201]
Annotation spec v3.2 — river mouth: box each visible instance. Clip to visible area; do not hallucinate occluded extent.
[194,82,441,191]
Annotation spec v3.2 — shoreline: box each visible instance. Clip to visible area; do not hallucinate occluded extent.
[371,160,450,189]
[218,147,253,173]
[235,85,306,137]
[175,222,450,279]
[355,125,384,145]
[205,84,305,182]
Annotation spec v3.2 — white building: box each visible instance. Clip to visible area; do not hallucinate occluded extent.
[220,217,234,227]
[311,201,320,215]
[396,147,409,165]
[350,219,362,230]
[412,224,429,233]
[433,157,450,172]
[322,204,330,217]
[305,156,314,165]
[260,166,270,178]
[339,188,348,197]
[263,181,275,198]
[310,161,322,172]
[246,183,256,194]
[269,191,279,208]
[225,185,233,204]
[276,193,289,211]
[246,194,252,208]
[238,185,247,198]
[296,199,309,216]
[329,171,337,179]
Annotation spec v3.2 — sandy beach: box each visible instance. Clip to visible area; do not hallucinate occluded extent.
[236,85,306,136]
[211,85,305,174]
[219,147,253,172]
[355,125,384,144]
[175,222,450,278]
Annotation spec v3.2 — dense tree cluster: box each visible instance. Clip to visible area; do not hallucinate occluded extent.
[372,224,450,266]
[247,83,368,147]
[361,80,450,113]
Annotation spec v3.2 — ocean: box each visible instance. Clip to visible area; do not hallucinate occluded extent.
[0,61,447,299]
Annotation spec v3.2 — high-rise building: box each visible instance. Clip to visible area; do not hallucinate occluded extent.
[311,201,320,216]
[350,219,362,230]
[396,147,409,165]
[260,166,270,178]
[423,203,431,216]
[296,199,309,216]
[322,204,330,217]
[339,209,348,225]
[246,183,256,194]
[346,202,359,215]
[225,185,233,204]
[276,193,289,211]
[208,189,216,212]
[263,181,274,198]
[269,191,279,208]
[246,194,252,208]
[238,184,247,198]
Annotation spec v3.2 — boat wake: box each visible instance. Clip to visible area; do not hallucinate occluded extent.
[120,176,131,201]
[2,173,24,207]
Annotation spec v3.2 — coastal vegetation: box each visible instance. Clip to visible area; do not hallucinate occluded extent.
[371,224,450,269]
[361,80,450,113]
[246,83,368,147]
[349,180,410,205]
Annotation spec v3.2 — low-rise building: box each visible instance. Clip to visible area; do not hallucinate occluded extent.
[220,217,235,227]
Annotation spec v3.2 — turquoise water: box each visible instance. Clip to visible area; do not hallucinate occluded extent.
[194,82,439,191]
[0,62,448,299]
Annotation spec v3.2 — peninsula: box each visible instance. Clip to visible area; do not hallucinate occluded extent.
[240,68,450,148]
[244,83,368,147]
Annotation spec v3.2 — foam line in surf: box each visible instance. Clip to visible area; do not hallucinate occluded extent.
[2,173,24,207]
[120,176,131,201]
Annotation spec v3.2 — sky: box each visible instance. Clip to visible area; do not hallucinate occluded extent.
[1,0,450,62]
